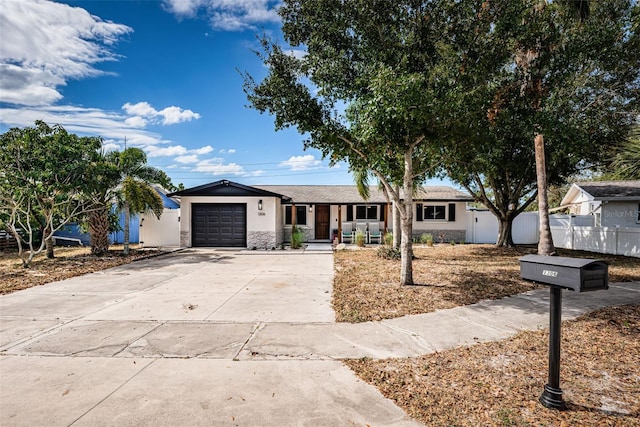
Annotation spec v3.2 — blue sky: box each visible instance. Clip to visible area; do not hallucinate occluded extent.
[0,0,453,189]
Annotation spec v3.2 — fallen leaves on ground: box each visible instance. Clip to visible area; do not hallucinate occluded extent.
[0,246,160,294]
[333,245,640,322]
[345,304,640,427]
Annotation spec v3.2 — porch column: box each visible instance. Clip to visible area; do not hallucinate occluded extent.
[337,205,342,242]
[384,203,389,232]
[291,203,296,227]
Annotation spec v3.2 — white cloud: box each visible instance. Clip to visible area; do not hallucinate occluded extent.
[123,102,157,117]
[195,161,245,176]
[193,145,214,155]
[162,0,205,17]
[122,102,201,126]
[0,1,202,165]
[158,106,201,125]
[0,105,167,147]
[146,145,189,158]
[175,155,200,164]
[124,116,147,128]
[280,154,322,171]
[219,148,236,154]
[227,148,237,154]
[162,0,280,31]
[0,0,132,106]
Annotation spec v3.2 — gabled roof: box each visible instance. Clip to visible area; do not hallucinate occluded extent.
[167,180,290,200]
[562,180,640,205]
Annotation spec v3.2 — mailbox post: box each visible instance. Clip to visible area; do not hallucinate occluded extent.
[519,255,608,410]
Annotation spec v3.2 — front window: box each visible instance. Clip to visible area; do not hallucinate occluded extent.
[356,205,378,220]
[424,205,446,220]
[285,205,307,225]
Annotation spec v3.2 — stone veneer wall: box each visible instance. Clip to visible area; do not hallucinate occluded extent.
[283,226,314,243]
[180,231,190,247]
[412,229,466,243]
[275,228,284,248]
[247,231,277,250]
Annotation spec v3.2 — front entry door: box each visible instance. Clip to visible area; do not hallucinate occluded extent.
[314,205,330,240]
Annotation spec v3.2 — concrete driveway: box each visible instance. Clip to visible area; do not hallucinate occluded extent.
[0,249,421,426]
[2,249,639,426]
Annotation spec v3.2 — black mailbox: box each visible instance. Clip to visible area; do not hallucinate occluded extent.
[519,255,608,292]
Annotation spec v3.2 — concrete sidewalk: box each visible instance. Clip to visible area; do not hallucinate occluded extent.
[1,250,638,426]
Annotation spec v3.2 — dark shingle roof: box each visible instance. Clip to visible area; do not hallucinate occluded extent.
[575,180,640,200]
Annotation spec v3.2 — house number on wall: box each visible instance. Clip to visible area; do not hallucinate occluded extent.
[258,212,266,216]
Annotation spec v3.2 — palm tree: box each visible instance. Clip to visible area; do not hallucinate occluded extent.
[109,148,169,255]
[610,126,640,180]
[521,0,593,256]
[84,150,121,256]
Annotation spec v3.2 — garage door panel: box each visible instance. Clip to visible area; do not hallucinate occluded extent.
[192,204,246,247]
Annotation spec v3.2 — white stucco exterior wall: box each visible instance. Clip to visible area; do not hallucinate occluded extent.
[178,196,281,248]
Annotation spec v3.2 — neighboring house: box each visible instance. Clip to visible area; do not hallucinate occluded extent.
[168,180,473,248]
[561,180,640,227]
[53,186,178,246]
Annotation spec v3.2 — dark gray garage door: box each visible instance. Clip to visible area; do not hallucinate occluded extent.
[192,204,246,247]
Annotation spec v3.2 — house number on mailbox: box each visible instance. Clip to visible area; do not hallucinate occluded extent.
[542,270,558,277]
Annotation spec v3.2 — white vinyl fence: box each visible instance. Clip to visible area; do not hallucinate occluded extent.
[467,211,639,257]
[139,209,180,248]
[466,210,539,244]
[551,225,640,257]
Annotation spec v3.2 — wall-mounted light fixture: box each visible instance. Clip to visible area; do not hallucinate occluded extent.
[309,205,313,212]
[258,200,263,211]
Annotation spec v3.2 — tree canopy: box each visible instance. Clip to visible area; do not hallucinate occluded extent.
[0,121,102,266]
[440,0,639,247]
[244,0,493,284]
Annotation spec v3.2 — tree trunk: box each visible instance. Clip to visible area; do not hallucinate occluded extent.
[89,205,110,256]
[44,227,54,259]
[400,151,414,286]
[393,185,401,249]
[535,133,555,255]
[123,202,130,256]
[496,214,515,247]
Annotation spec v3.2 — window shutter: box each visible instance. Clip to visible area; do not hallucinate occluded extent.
[285,206,292,224]
[416,203,423,221]
[297,205,307,225]
[448,203,456,222]
[347,204,353,221]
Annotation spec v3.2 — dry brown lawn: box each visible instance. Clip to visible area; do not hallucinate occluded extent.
[346,304,640,426]
[0,245,160,295]
[333,244,640,322]
[336,244,640,426]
